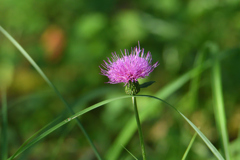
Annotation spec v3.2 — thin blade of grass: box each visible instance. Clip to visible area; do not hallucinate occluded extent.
[7,87,112,159]
[188,46,206,112]
[0,26,102,160]
[122,145,138,160]
[211,43,231,160]
[8,116,63,160]
[50,122,76,160]
[7,96,130,160]
[9,91,96,160]
[181,131,198,160]
[1,88,8,160]
[136,95,224,160]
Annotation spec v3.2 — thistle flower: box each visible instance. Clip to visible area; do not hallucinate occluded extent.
[100,43,158,85]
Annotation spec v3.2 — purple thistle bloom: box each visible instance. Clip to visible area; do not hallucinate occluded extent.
[100,42,159,85]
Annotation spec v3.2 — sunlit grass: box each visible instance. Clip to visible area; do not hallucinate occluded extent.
[211,43,230,160]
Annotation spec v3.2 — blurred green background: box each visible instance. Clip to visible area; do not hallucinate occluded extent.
[1,0,240,159]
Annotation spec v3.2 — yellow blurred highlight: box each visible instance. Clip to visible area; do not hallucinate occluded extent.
[0,59,14,88]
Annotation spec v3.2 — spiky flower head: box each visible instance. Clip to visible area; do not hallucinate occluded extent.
[100,42,159,88]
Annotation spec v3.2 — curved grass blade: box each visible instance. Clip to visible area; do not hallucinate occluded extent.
[136,95,224,160]
[181,131,198,160]
[0,26,102,160]
[210,43,230,160]
[7,96,130,160]
[1,88,8,160]
[7,87,113,159]
[8,116,63,160]
[50,122,76,160]
[9,86,109,160]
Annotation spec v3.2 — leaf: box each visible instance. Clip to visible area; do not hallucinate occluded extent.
[140,81,155,88]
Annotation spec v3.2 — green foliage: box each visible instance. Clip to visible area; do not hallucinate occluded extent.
[1,0,240,159]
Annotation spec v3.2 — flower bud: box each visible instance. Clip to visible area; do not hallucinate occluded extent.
[125,81,140,95]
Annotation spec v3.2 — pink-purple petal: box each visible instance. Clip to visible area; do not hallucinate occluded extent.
[100,43,159,84]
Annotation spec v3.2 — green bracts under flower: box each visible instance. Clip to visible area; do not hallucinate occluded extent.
[125,81,140,95]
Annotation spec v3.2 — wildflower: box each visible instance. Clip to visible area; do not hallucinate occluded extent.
[100,42,159,95]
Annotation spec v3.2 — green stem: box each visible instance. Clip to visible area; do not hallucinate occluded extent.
[1,88,8,160]
[212,53,230,160]
[181,131,198,160]
[132,97,146,160]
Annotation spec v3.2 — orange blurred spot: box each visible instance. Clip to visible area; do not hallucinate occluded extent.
[41,25,66,62]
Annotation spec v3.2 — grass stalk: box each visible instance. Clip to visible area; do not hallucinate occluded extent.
[122,145,138,160]
[132,97,146,160]
[0,26,102,160]
[211,50,231,160]
[181,131,198,160]
[1,88,8,160]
